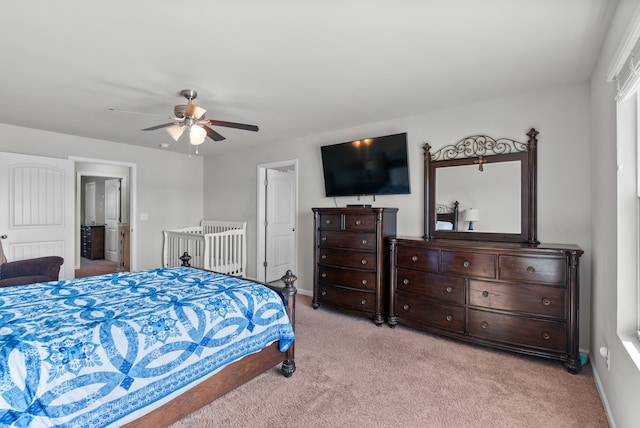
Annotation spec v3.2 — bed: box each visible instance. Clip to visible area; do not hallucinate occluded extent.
[0,266,296,427]
[163,221,247,277]
[435,201,459,231]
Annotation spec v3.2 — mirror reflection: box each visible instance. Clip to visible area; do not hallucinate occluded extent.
[435,161,521,233]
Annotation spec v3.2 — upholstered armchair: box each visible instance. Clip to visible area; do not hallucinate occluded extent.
[0,241,64,287]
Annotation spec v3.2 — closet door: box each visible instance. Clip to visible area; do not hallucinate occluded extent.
[104,178,121,262]
[84,182,96,224]
[265,168,296,282]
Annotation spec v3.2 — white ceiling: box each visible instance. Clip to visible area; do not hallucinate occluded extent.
[0,1,616,156]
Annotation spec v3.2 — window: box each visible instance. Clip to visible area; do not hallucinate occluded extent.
[611,31,640,368]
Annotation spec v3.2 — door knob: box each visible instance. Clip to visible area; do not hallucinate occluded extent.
[0,235,6,239]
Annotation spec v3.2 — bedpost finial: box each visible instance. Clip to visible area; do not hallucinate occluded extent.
[281,270,298,290]
[179,252,192,267]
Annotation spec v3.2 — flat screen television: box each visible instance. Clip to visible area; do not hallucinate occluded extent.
[320,132,410,197]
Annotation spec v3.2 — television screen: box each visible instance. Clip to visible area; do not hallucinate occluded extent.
[320,132,410,197]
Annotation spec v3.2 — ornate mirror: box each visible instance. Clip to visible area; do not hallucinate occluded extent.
[423,128,539,244]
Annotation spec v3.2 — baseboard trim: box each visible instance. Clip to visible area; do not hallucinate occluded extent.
[591,363,617,428]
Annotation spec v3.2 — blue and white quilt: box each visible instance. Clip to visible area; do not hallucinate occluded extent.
[0,267,295,427]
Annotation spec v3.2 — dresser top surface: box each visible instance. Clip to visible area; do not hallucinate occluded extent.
[312,207,398,213]
[392,236,583,255]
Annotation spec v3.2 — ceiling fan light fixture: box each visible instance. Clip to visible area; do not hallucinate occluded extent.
[189,125,207,145]
[130,89,259,151]
[166,124,184,141]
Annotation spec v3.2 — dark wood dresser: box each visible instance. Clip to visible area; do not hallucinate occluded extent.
[312,207,398,324]
[81,225,105,260]
[389,237,583,372]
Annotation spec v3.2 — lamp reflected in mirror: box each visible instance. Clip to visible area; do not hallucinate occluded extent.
[463,208,480,231]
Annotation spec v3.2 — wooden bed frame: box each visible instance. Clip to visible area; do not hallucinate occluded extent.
[123,269,297,427]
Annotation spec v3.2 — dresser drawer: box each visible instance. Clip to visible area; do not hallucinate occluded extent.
[319,248,376,270]
[468,309,566,352]
[318,266,376,291]
[395,246,439,272]
[469,280,566,318]
[396,268,465,304]
[318,213,342,230]
[499,255,566,286]
[344,213,377,231]
[317,284,375,313]
[442,251,496,279]
[396,293,465,333]
[319,231,377,251]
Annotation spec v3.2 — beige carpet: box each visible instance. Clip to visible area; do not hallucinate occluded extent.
[170,295,608,428]
[75,258,121,278]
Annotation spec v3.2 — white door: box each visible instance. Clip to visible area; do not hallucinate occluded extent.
[264,168,296,282]
[0,152,75,279]
[84,182,96,224]
[104,179,121,262]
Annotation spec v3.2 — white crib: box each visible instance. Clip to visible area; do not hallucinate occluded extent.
[162,220,247,277]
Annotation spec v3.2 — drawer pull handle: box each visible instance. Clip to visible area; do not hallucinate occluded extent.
[446,314,453,322]
[321,273,326,278]
[403,304,410,311]
[542,331,551,340]
[542,298,551,306]
[481,321,488,329]
[463,260,471,268]
[445,286,453,293]
[527,266,536,273]
[411,255,418,262]
[321,236,327,241]
[482,291,489,298]
[325,219,332,224]
[321,254,327,260]
[361,259,367,265]
[361,279,367,285]
[355,220,362,226]
[403,279,410,285]
[361,299,367,305]
[361,239,368,245]
[321,290,327,296]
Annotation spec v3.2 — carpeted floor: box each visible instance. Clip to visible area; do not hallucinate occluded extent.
[75,257,122,278]
[169,295,608,428]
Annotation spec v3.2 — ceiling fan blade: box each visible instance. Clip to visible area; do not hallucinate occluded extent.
[141,122,177,131]
[203,125,226,141]
[186,104,207,119]
[204,119,259,132]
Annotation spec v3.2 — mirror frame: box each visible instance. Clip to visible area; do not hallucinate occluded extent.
[424,128,539,245]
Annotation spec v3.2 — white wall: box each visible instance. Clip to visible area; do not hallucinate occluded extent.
[0,124,204,270]
[589,1,640,427]
[204,83,592,350]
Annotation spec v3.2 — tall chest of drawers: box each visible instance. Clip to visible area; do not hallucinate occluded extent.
[81,225,105,260]
[389,237,583,373]
[312,207,398,324]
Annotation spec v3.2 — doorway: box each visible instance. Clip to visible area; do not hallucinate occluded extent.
[74,158,135,277]
[256,159,298,283]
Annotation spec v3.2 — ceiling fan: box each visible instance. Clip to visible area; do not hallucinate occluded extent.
[140,89,259,146]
